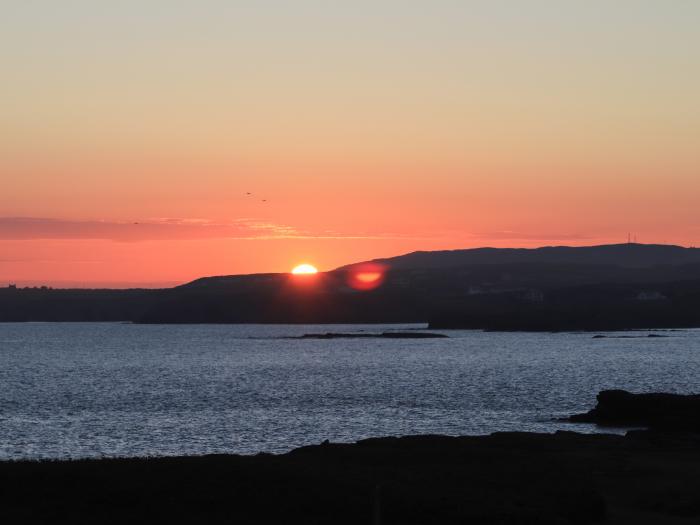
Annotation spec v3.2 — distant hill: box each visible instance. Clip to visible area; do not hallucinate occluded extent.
[4,243,700,329]
[343,243,700,271]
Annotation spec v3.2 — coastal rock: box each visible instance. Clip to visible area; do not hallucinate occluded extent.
[569,389,700,431]
[296,331,448,339]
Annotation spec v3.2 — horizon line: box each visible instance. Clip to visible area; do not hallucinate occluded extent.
[3,241,696,290]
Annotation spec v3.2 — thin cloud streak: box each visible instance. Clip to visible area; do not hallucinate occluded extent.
[0,217,426,242]
[0,217,304,241]
[0,218,598,245]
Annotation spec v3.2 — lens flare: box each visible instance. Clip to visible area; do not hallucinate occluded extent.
[346,263,387,291]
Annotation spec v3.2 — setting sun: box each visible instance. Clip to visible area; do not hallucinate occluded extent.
[291,264,318,275]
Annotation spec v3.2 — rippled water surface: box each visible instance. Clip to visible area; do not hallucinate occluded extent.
[1,323,699,459]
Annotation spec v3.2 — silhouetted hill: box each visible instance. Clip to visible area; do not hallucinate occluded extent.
[4,243,700,329]
[346,243,700,270]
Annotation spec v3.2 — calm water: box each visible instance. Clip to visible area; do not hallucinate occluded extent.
[1,323,699,460]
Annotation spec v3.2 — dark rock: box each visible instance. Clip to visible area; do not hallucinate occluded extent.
[569,390,700,431]
[296,332,448,339]
[378,331,448,339]
[592,333,669,339]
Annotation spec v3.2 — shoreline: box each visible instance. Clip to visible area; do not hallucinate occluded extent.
[3,429,700,524]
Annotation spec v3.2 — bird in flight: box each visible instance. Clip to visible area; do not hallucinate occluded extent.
[244,192,267,202]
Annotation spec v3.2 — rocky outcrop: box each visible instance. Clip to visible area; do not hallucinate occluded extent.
[570,389,700,431]
[296,331,448,339]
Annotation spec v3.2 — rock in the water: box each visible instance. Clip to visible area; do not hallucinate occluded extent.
[569,389,700,431]
[297,332,448,339]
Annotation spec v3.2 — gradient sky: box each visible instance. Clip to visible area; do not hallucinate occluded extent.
[2,1,699,286]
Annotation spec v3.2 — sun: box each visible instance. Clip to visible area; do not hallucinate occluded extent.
[291,263,318,275]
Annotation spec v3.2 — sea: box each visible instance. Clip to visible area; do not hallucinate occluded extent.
[1,322,699,460]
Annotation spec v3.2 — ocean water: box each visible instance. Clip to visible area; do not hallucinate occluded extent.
[1,323,699,460]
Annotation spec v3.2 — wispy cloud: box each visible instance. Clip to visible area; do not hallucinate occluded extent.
[0,217,591,244]
[0,217,419,242]
[0,217,299,241]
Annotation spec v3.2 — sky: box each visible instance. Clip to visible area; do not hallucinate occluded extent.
[2,1,699,287]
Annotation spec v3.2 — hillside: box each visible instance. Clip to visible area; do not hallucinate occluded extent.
[346,243,700,270]
[4,243,700,329]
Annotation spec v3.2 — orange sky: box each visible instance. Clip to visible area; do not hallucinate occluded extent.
[2,1,699,287]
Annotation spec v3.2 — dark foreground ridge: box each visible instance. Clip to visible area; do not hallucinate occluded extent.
[4,429,700,524]
[569,389,700,432]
